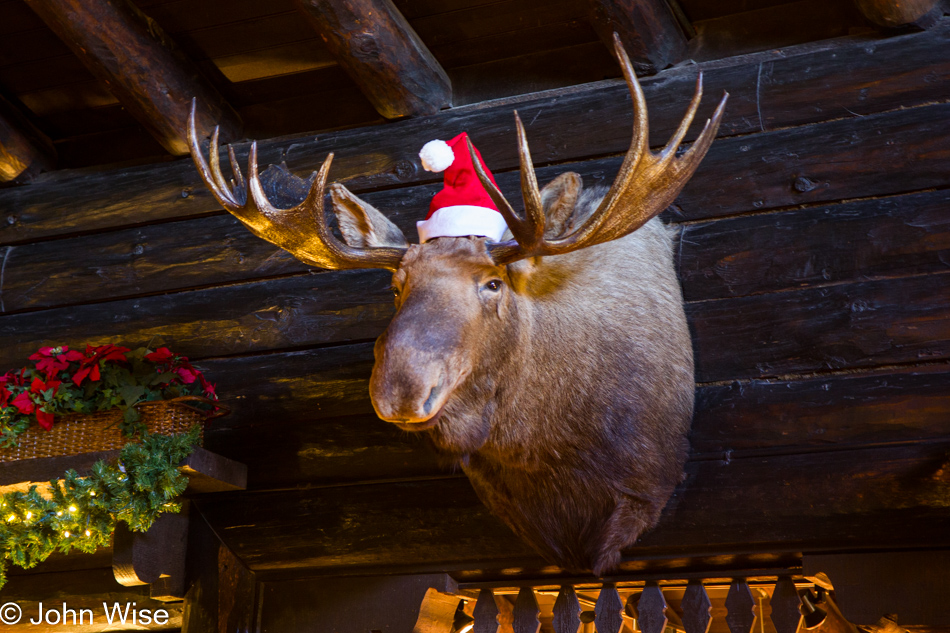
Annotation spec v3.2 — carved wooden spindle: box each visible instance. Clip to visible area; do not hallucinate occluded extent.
[725,580,758,633]
[474,588,500,633]
[595,584,624,633]
[553,585,582,633]
[513,587,541,633]
[769,578,802,633]
[638,583,669,633]
[682,581,713,633]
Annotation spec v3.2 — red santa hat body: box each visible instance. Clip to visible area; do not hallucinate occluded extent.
[416,132,509,243]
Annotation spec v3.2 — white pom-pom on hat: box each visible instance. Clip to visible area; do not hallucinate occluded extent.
[419,139,455,173]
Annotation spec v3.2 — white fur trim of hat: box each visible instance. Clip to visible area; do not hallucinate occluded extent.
[417,206,509,243]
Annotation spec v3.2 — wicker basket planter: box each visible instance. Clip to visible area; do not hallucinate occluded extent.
[0,396,227,462]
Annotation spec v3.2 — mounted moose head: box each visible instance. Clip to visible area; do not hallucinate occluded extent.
[189,34,727,575]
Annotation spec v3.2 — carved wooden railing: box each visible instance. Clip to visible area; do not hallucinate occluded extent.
[467,578,805,633]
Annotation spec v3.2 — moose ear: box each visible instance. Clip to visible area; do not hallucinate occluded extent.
[539,172,582,238]
[330,183,409,248]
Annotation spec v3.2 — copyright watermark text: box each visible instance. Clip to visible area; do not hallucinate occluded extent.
[0,601,169,626]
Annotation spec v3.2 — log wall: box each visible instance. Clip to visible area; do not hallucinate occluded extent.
[1,20,949,582]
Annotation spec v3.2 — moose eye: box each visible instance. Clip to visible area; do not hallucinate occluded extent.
[391,286,401,298]
[483,280,503,292]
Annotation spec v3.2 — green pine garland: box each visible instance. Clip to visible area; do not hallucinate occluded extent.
[0,426,200,589]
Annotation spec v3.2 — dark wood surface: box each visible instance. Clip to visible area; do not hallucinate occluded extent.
[0,94,55,183]
[0,101,947,315]
[851,0,942,27]
[192,440,950,576]
[21,0,242,155]
[294,0,451,118]
[585,0,688,73]
[3,21,949,245]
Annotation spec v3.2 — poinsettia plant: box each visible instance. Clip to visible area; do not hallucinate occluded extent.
[0,344,218,446]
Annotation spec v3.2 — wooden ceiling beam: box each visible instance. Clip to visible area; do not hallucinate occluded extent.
[851,0,944,28]
[22,0,241,156]
[586,0,690,74]
[0,95,55,183]
[293,0,452,118]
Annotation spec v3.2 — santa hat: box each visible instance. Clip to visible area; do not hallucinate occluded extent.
[416,132,509,243]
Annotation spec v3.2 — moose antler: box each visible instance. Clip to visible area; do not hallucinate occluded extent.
[187,100,407,272]
[472,33,728,264]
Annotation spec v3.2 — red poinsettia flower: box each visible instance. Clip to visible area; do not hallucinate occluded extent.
[176,366,198,384]
[0,385,10,409]
[145,347,174,363]
[30,377,61,396]
[198,374,217,399]
[73,344,131,386]
[11,392,34,415]
[35,408,55,431]
[28,346,83,379]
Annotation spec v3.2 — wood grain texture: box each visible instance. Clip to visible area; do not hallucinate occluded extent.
[192,441,950,575]
[21,0,241,155]
[768,578,802,633]
[637,584,667,633]
[181,513,256,633]
[724,581,757,633]
[1,103,948,314]
[294,0,451,117]
[475,588,501,633]
[512,588,541,633]
[0,93,55,182]
[586,0,687,73]
[852,0,942,27]
[682,582,713,633]
[679,189,950,301]
[690,273,950,381]
[3,22,949,244]
[552,586,581,633]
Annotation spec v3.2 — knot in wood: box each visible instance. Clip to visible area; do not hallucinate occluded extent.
[353,33,380,58]
[793,176,819,193]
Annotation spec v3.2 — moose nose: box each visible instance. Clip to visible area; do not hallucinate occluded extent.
[370,353,447,425]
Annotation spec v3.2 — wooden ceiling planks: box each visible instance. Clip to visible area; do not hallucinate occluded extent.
[0,0,888,172]
[22,0,242,155]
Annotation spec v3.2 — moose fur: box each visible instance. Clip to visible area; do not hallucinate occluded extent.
[345,177,693,575]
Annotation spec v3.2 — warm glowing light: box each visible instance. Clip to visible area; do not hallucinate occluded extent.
[68,505,77,513]
[89,491,96,497]
[56,511,63,516]
[25,512,31,520]
[63,531,70,537]
[459,624,474,633]
[85,530,91,537]
[6,515,15,522]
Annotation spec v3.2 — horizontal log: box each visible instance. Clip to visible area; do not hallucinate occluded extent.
[690,272,950,381]
[679,189,950,301]
[199,353,950,489]
[691,364,950,457]
[0,567,183,631]
[2,102,948,314]
[74,335,940,489]
[1,248,948,405]
[193,441,950,575]
[1,22,948,243]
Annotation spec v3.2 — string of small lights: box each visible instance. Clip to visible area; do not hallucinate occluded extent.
[0,426,200,589]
